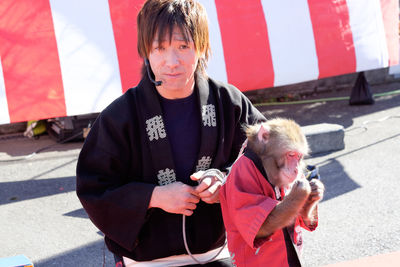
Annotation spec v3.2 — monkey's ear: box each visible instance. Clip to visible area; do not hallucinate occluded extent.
[257,124,270,144]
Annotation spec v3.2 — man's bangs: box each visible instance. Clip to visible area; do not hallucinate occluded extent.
[154,8,192,45]
[137,0,210,75]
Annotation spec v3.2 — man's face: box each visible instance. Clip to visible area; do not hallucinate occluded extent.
[148,26,200,99]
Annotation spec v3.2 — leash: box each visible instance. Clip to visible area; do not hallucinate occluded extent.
[182,169,227,265]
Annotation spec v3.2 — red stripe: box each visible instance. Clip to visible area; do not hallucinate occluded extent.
[0,0,66,123]
[215,0,274,91]
[108,0,143,93]
[380,0,399,66]
[307,0,356,79]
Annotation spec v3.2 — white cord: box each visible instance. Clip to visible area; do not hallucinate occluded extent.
[362,115,400,126]
[182,169,227,265]
[344,115,400,135]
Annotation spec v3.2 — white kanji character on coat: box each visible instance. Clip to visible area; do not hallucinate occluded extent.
[202,104,216,127]
[146,115,167,141]
[196,156,212,171]
[157,168,176,185]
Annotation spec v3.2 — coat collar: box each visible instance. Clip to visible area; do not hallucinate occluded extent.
[136,74,218,185]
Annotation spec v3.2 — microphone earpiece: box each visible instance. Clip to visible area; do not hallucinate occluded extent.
[144,59,162,86]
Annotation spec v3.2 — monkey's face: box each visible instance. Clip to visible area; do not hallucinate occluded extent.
[277,151,303,187]
[247,118,309,188]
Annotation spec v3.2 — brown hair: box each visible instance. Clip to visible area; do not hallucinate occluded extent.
[137,0,210,75]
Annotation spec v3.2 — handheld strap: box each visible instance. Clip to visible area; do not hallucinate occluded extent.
[182,169,227,265]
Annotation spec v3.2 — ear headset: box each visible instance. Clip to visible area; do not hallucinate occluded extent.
[144,59,162,86]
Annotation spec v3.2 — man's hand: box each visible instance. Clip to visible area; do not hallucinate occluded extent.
[190,171,223,204]
[149,182,200,216]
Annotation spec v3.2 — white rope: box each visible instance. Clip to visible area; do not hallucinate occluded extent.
[344,115,400,135]
[182,169,227,265]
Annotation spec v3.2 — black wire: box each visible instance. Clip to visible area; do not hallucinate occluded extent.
[0,133,25,141]
[0,129,84,163]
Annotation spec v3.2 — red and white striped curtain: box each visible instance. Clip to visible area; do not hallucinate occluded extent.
[0,0,398,124]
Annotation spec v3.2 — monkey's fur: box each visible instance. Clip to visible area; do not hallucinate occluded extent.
[245,118,322,239]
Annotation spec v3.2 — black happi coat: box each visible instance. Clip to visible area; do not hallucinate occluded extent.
[76,74,265,261]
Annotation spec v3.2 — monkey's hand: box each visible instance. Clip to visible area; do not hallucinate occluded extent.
[149,182,200,216]
[191,170,224,204]
[300,179,325,225]
[288,178,312,200]
[308,179,325,202]
[256,179,310,239]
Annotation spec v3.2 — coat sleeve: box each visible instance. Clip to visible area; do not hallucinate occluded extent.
[233,92,266,158]
[222,157,279,249]
[298,207,319,231]
[218,84,266,172]
[76,102,155,251]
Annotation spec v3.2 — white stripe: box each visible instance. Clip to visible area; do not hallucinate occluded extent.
[261,0,319,86]
[347,0,389,72]
[0,57,10,125]
[197,0,227,83]
[49,0,123,116]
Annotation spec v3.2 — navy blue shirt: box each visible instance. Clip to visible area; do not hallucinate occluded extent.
[159,91,201,184]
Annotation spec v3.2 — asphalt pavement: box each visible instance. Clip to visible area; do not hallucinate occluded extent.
[1,81,400,267]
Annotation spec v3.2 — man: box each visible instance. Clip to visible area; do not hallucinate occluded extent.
[76,0,265,266]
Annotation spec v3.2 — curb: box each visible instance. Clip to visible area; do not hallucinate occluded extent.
[302,123,345,155]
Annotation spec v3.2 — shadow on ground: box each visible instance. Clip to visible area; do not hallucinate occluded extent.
[34,239,114,267]
[0,176,76,205]
[63,208,89,219]
[317,159,360,202]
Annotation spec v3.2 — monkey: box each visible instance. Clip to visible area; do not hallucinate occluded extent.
[219,118,324,267]
[246,118,323,236]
